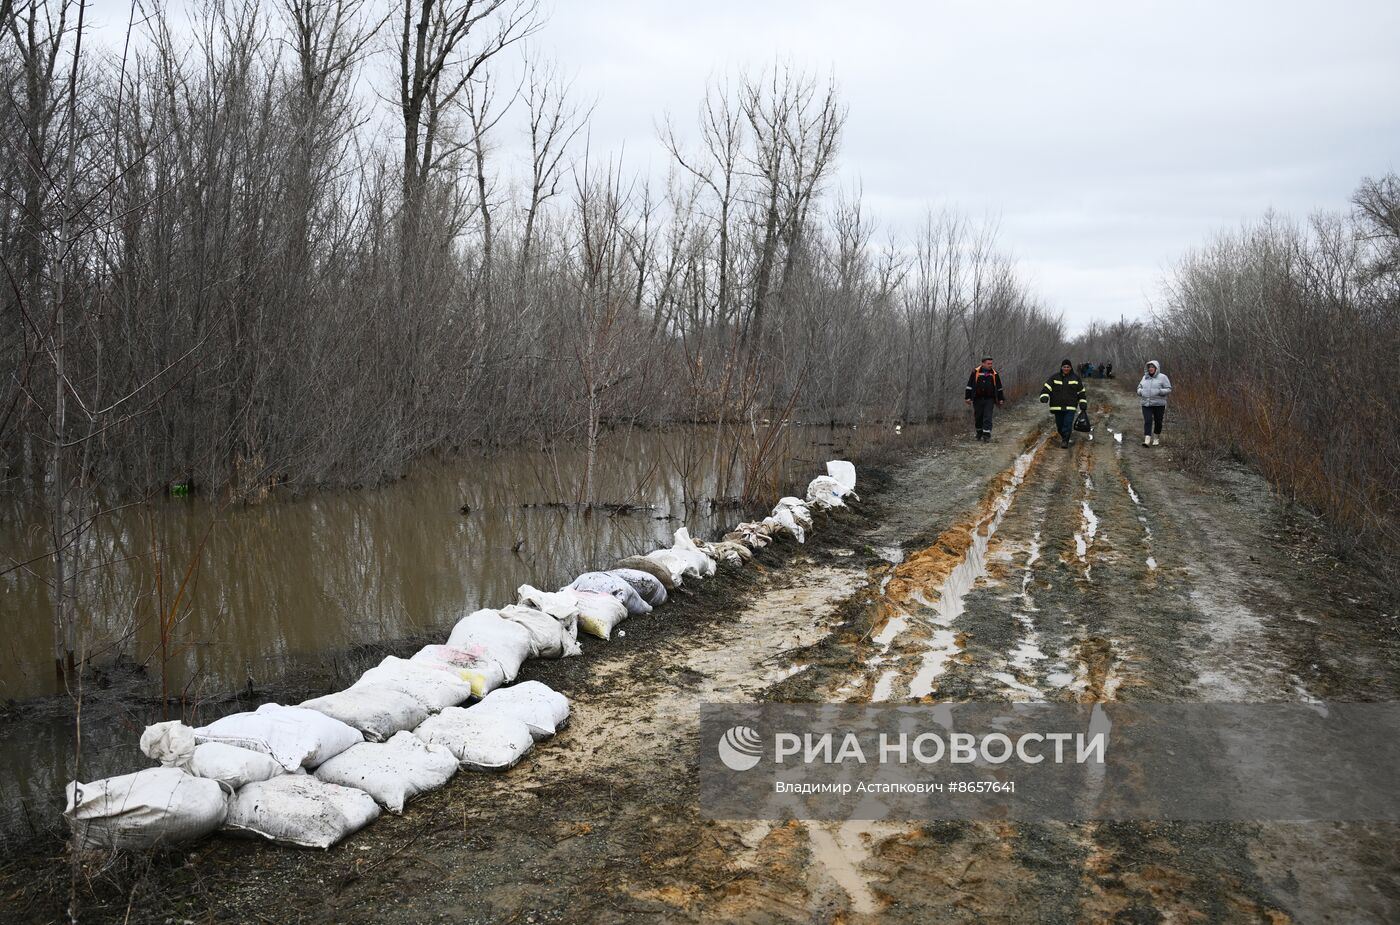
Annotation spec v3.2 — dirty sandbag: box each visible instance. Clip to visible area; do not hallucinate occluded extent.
[607,568,667,607]
[355,656,475,711]
[726,521,775,548]
[498,603,583,659]
[774,497,813,530]
[805,475,847,510]
[66,767,229,851]
[642,548,690,586]
[471,681,570,740]
[616,554,681,590]
[446,610,533,681]
[224,774,379,849]
[698,538,751,565]
[314,731,457,814]
[414,707,535,771]
[826,460,857,494]
[516,584,582,630]
[561,587,629,639]
[410,643,507,697]
[302,683,431,743]
[767,509,805,544]
[570,571,651,616]
[194,704,363,772]
[184,742,283,790]
[140,720,197,767]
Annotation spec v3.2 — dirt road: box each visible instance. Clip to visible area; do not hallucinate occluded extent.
[18,383,1400,924]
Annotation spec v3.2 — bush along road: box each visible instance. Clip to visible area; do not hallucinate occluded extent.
[9,384,1399,924]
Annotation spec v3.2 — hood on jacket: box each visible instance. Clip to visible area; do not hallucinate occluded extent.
[1145,360,1162,374]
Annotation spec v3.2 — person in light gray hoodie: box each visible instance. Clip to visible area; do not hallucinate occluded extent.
[1136,360,1172,446]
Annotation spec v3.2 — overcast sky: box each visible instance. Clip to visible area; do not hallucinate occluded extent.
[83,0,1400,333]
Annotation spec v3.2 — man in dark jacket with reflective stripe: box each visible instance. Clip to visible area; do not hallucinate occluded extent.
[1039,359,1088,448]
[964,356,1005,442]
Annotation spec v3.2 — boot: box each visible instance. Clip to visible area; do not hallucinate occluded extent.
[1143,434,1152,447]
[1151,435,1160,447]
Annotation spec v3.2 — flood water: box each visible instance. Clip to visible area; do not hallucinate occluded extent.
[0,422,929,844]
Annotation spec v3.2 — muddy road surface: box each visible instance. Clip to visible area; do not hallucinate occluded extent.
[9,385,1399,924]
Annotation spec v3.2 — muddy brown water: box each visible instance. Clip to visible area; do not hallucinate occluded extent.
[0,422,929,846]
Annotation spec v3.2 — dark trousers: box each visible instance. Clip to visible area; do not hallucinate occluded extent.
[1142,405,1165,435]
[973,397,996,436]
[1054,409,1076,440]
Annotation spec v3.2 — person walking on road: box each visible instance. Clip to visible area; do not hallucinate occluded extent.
[964,356,1005,442]
[1040,359,1088,448]
[1137,360,1172,446]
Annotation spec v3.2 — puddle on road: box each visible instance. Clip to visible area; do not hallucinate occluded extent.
[1122,475,1158,573]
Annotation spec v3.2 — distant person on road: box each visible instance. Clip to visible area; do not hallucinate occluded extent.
[1040,359,1088,448]
[1137,360,1172,446]
[1104,362,1114,379]
[964,356,1006,442]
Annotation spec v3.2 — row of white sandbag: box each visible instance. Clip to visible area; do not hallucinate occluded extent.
[67,681,569,850]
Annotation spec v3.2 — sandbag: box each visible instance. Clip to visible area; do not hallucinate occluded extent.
[224,774,379,849]
[607,568,667,607]
[698,539,751,565]
[65,767,229,851]
[194,704,363,771]
[498,604,582,659]
[805,474,848,510]
[725,521,775,549]
[471,681,570,740]
[767,509,805,544]
[354,656,475,711]
[140,720,196,767]
[569,571,651,616]
[301,683,431,743]
[516,584,582,630]
[827,459,857,494]
[184,742,283,790]
[414,707,535,771]
[615,554,680,590]
[670,527,718,577]
[410,643,507,697]
[445,610,533,681]
[314,731,457,814]
[561,588,629,639]
[641,548,689,586]
[774,497,813,529]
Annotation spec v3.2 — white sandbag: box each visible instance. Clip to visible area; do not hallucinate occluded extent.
[354,655,475,711]
[140,720,197,767]
[185,742,283,790]
[671,527,718,577]
[301,683,431,743]
[643,548,690,585]
[774,497,814,529]
[414,707,535,771]
[614,555,681,591]
[313,731,457,814]
[65,767,229,851]
[472,681,570,740]
[498,604,582,659]
[805,474,848,510]
[445,610,533,681]
[561,588,629,640]
[194,704,363,771]
[827,459,857,493]
[516,584,582,629]
[224,774,379,849]
[410,643,507,697]
[767,509,806,544]
[569,571,651,616]
[607,568,667,607]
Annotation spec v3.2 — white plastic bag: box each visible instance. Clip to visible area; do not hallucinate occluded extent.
[445,610,533,681]
[414,707,535,771]
[410,644,507,697]
[301,683,431,742]
[314,731,457,814]
[569,571,651,616]
[65,767,229,850]
[826,459,857,494]
[561,588,629,639]
[194,704,363,771]
[224,774,379,849]
[498,604,582,659]
[185,742,283,790]
[354,656,474,711]
[607,568,667,607]
[471,681,570,740]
